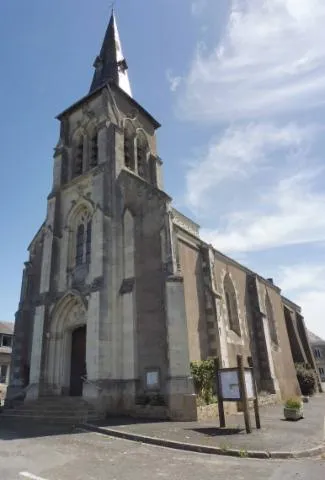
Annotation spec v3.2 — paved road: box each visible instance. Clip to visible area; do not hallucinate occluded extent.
[0,422,324,480]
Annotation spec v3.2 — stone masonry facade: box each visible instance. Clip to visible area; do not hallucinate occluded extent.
[7,13,318,421]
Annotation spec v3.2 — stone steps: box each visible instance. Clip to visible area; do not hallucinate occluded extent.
[0,396,103,424]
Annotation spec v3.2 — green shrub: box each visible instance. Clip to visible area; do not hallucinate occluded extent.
[295,363,316,396]
[284,397,302,410]
[190,358,216,405]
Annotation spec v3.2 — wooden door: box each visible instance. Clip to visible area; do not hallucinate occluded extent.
[70,326,86,396]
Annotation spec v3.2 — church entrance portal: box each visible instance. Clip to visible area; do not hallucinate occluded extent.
[70,325,86,396]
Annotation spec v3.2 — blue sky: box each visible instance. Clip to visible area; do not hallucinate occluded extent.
[1,0,325,339]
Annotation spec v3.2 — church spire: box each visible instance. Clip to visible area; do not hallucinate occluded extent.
[89,12,132,97]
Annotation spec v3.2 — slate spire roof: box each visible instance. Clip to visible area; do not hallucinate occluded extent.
[89,12,132,97]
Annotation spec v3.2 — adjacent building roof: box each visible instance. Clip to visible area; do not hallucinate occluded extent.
[0,322,14,335]
[308,330,325,345]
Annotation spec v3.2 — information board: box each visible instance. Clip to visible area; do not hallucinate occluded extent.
[219,368,255,400]
[146,371,159,388]
[219,370,240,400]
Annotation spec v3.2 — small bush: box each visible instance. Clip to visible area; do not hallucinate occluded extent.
[285,397,302,410]
[295,363,316,396]
[190,358,216,405]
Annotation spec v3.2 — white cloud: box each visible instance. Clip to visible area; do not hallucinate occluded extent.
[180,0,325,122]
[185,122,313,210]
[166,70,182,92]
[295,290,325,339]
[175,0,325,339]
[278,264,325,292]
[200,166,325,253]
[191,0,208,16]
[277,263,325,339]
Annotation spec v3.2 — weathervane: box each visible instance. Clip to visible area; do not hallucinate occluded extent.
[109,0,116,13]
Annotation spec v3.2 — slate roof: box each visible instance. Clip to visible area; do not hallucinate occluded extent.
[0,322,14,335]
[308,330,325,345]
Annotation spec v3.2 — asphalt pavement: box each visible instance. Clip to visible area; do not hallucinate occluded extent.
[0,420,324,480]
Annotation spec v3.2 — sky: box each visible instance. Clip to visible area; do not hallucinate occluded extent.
[1,0,325,339]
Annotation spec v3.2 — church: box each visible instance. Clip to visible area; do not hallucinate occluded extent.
[7,13,319,421]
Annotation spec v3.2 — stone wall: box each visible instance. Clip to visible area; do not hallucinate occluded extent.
[178,239,208,362]
[213,255,252,369]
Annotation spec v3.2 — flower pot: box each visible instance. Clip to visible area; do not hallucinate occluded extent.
[284,407,303,421]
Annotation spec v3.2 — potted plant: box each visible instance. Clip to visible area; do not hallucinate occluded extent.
[284,397,303,421]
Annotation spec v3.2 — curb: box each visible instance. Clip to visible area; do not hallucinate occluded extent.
[81,423,325,460]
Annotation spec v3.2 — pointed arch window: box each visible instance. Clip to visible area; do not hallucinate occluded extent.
[124,121,135,171]
[224,273,241,336]
[75,212,92,266]
[136,132,148,178]
[74,138,84,176]
[76,224,84,266]
[86,221,92,263]
[265,293,278,346]
[89,132,98,168]
[148,155,157,186]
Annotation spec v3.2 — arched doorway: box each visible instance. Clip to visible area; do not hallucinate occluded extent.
[46,293,87,396]
[70,325,86,396]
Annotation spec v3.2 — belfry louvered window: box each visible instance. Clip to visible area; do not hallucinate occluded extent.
[124,121,135,171]
[90,132,98,167]
[74,138,84,176]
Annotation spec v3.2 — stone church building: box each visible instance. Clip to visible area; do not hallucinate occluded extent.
[7,13,316,420]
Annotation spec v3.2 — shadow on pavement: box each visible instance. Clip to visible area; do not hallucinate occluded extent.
[0,417,81,440]
[90,415,166,427]
[188,427,245,437]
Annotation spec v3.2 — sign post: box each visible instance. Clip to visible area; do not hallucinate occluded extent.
[214,357,225,428]
[248,356,261,429]
[237,354,252,434]
[214,356,261,434]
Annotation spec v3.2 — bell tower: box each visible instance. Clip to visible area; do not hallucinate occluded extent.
[9,11,196,421]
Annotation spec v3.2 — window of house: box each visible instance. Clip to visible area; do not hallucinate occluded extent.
[74,138,84,176]
[89,132,98,167]
[315,349,321,359]
[223,274,241,336]
[1,335,12,348]
[319,367,324,376]
[0,365,8,383]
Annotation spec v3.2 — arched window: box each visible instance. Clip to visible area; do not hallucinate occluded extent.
[74,212,92,266]
[124,121,135,171]
[265,293,278,346]
[89,132,98,168]
[76,224,84,266]
[86,220,92,263]
[136,132,148,178]
[148,155,157,186]
[74,137,84,177]
[224,273,241,336]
